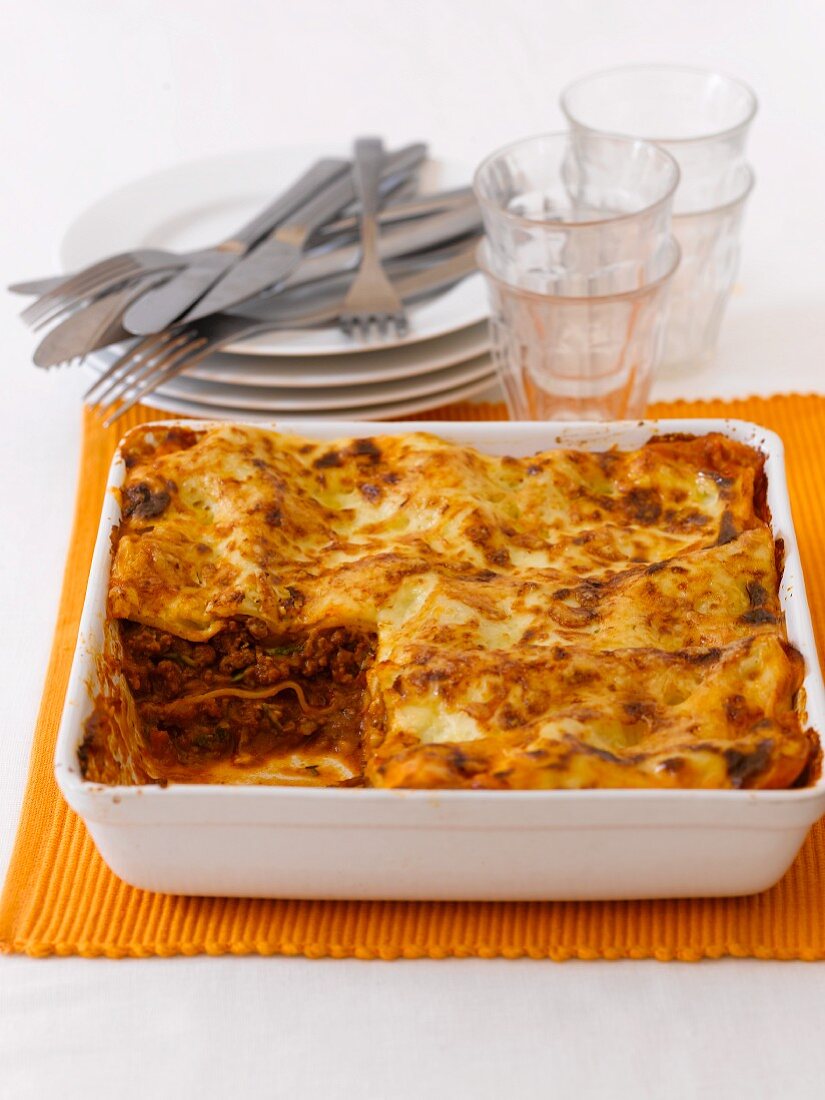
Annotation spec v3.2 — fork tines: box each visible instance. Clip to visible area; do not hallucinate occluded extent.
[21,255,148,328]
[85,329,206,425]
[339,308,408,340]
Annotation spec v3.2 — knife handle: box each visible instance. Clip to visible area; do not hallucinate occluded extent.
[225,157,350,250]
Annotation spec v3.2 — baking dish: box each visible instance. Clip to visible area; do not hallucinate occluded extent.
[54,418,825,901]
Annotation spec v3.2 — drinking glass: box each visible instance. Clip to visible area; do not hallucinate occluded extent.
[475,131,679,296]
[479,238,680,421]
[561,65,757,369]
[474,132,680,420]
[663,163,754,369]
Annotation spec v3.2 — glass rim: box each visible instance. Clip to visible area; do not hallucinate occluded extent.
[560,64,759,146]
[476,236,682,304]
[672,163,756,220]
[473,130,680,231]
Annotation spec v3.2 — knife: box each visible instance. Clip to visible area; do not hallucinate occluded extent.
[120,157,351,336]
[181,143,429,323]
[33,271,168,368]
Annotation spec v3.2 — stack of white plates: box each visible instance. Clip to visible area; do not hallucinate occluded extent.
[66,147,497,420]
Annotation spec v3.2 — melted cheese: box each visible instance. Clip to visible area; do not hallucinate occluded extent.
[105,423,817,790]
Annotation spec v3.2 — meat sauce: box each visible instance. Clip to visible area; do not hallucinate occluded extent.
[81,619,375,784]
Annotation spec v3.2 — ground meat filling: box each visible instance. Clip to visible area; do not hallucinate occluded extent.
[116,619,375,772]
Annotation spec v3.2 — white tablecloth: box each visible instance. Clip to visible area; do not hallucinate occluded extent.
[3,2,825,1097]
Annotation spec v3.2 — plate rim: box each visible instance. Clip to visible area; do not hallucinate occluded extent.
[115,371,500,422]
[141,355,496,412]
[91,323,490,390]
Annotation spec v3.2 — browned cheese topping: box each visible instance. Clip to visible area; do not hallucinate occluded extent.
[79,424,818,790]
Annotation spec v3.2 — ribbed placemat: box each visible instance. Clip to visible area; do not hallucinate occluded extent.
[2,394,825,960]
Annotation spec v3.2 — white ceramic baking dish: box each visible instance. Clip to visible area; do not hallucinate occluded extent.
[54,418,825,901]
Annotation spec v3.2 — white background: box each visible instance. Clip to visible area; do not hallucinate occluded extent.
[2,1,825,1097]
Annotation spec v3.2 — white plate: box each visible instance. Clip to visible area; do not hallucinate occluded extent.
[154,356,494,411]
[106,373,500,423]
[59,145,488,357]
[88,347,495,412]
[181,322,489,388]
[56,418,825,900]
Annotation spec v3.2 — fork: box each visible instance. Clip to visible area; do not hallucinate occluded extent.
[339,138,408,339]
[16,251,180,330]
[86,243,479,425]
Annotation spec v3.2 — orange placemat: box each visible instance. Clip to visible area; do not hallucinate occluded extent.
[3,394,825,960]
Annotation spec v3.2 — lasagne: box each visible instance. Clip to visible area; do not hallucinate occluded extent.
[80,423,819,790]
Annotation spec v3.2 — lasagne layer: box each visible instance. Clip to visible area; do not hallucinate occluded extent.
[80,424,818,790]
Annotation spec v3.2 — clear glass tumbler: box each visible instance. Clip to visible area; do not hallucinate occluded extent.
[474,132,680,420]
[663,163,754,370]
[479,237,680,421]
[560,65,757,370]
[474,131,679,296]
[560,65,757,215]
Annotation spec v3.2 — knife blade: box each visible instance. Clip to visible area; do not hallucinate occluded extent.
[121,157,351,336]
[32,271,169,368]
[181,142,428,324]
